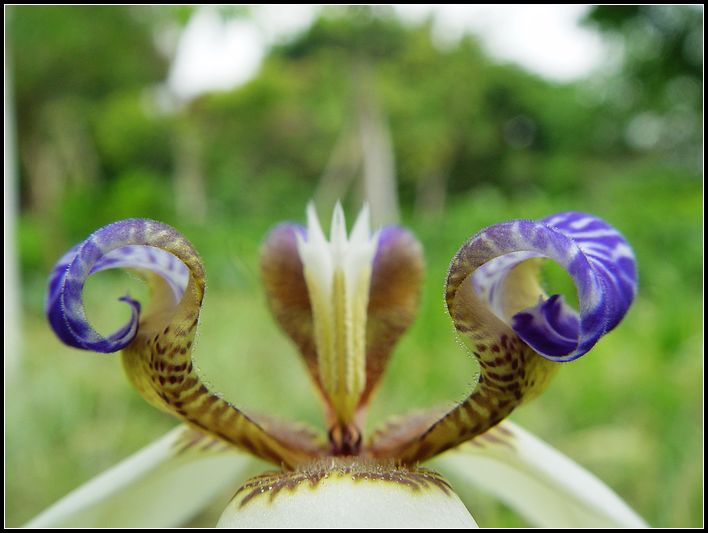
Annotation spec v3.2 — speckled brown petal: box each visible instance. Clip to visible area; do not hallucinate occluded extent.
[260,223,327,401]
[249,412,328,457]
[46,219,320,468]
[360,226,425,408]
[61,220,320,469]
[260,224,424,422]
[371,249,558,465]
[365,406,450,457]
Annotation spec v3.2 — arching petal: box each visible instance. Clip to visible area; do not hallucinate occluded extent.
[46,219,321,468]
[431,421,648,528]
[24,426,255,528]
[369,212,636,464]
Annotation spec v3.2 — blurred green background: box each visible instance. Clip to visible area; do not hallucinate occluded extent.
[5,5,702,527]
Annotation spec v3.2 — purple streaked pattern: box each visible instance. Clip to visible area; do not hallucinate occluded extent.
[46,219,192,353]
[459,211,636,362]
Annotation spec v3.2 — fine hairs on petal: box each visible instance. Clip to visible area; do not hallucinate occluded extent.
[219,458,477,528]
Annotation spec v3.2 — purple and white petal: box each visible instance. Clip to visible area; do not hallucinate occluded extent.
[369,211,637,465]
[463,212,637,362]
[92,245,189,303]
[46,218,323,467]
[46,219,193,353]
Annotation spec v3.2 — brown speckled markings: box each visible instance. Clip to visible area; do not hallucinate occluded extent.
[359,228,425,409]
[259,224,323,400]
[119,221,320,469]
[467,422,517,451]
[231,458,452,509]
[172,426,233,456]
[369,231,559,465]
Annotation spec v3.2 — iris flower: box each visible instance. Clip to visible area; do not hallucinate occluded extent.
[30,204,646,527]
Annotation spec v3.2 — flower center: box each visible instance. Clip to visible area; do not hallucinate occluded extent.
[296,203,378,449]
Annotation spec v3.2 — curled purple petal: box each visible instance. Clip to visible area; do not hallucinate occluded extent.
[373,211,637,465]
[45,219,192,353]
[457,212,637,362]
[512,294,580,358]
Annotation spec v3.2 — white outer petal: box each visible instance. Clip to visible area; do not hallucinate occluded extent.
[431,421,648,528]
[218,469,478,528]
[25,426,256,528]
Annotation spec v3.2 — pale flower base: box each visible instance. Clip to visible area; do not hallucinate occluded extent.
[217,458,478,528]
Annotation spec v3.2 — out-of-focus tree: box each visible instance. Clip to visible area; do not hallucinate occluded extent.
[190,7,608,224]
[187,7,410,225]
[274,6,406,225]
[13,6,692,275]
[8,6,173,269]
[582,5,702,167]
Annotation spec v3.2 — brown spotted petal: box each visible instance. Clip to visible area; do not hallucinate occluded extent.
[371,213,637,465]
[249,412,328,457]
[369,249,558,464]
[365,406,450,458]
[260,223,324,398]
[46,219,320,468]
[360,226,425,409]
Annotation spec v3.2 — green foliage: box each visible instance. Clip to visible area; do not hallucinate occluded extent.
[93,91,174,175]
[582,6,702,163]
[279,6,409,60]
[585,5,702,86]
[9,6,166,103]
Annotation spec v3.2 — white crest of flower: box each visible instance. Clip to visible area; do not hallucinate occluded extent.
[295,202,379,425]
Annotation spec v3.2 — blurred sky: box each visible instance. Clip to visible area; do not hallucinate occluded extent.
[168,5,607,101]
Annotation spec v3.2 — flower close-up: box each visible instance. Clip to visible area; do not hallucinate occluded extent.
[29,203,646,528]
